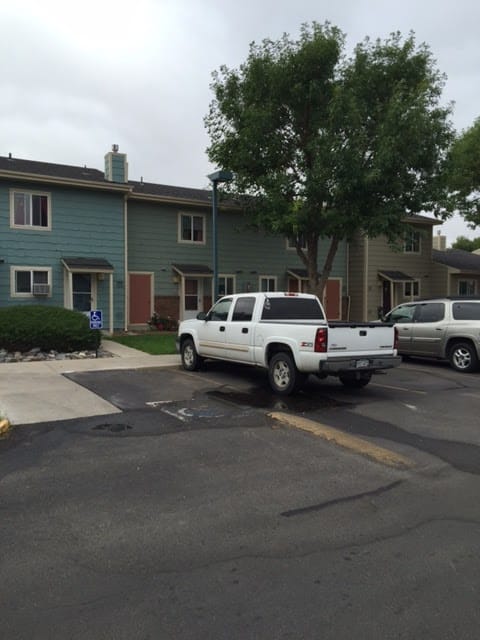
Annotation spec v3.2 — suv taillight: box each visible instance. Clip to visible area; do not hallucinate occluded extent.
[314,327,328,352]
[394,326,399,351]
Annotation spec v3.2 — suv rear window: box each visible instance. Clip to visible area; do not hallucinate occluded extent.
[452,302,480,320]
[261,297,325,320]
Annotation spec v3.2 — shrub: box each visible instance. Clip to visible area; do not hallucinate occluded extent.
[0,305,101,352]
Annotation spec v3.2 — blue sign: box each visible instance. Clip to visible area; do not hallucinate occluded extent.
[89,309,103,329]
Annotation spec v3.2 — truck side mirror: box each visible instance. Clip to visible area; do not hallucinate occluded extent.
[196,312,207,321]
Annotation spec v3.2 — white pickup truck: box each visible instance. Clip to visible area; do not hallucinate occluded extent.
[177,292,400,394]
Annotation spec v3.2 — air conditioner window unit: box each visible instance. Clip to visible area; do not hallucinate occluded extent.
[32,283,50,296]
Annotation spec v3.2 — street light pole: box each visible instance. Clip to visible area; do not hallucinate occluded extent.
[207,169,233,301]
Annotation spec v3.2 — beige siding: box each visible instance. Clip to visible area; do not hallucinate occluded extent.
[365,224,435,320]
[347,232,366,321]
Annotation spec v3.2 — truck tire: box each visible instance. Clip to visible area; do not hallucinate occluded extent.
[448,341,478,373]
[181,338,203,371]
[268,352,306,395]
[339,372,372,388]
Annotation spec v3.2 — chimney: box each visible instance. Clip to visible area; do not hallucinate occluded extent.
[432,230,446,251]
[104,144,128,183]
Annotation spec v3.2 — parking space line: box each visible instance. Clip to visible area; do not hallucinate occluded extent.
[371,382,426,394]
[268,411,414,469]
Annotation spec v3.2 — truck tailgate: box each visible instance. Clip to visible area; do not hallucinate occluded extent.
[327,323,395,355]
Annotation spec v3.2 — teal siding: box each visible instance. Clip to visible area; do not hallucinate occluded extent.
[0,181,125,329]
[127,201,347,294]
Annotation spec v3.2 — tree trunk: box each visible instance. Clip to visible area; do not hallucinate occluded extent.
[314,234,340,299]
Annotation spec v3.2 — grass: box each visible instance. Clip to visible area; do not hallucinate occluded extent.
[107,332,177,355]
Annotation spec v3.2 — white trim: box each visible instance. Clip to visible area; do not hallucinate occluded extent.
[9,189,52,231]
[259,275,277,292]
[10,266,52,298]
[218,273,236,296]
[177,211,206,245]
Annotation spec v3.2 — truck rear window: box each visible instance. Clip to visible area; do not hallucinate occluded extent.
[261,297,325,320]
[452,302,480,320]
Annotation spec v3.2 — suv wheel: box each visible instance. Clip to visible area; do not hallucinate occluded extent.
[449,342,478,373]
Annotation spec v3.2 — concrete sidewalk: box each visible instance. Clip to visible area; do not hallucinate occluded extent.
[0,340,181,426]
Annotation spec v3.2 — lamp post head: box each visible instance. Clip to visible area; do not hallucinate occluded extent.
[207,169,233,184]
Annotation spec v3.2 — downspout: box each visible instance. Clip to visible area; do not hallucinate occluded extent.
[363,235,369,321]
[124,194,128,332]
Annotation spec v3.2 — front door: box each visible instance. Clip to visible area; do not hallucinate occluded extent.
[323,279,341,320]
[129,273,153,324]
[183,278,202,320]
[72,273,93,312]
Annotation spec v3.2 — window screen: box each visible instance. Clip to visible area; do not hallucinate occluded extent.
[261,297,324,320]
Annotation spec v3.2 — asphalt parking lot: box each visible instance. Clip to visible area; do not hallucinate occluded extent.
[2,359,480,639]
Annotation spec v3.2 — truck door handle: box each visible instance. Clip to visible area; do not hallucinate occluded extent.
[242,328,248,334]
[220,326,225,332]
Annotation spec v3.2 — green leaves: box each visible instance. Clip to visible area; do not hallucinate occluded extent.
[205,23,453,295]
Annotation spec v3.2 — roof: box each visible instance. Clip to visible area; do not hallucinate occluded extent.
[432,249,480,273]
[287,268,308,279]
[378,270,414,282]
[405,213,441,226]
[62,257,114,272]
[0,154,216,204]
[172,264,213,276]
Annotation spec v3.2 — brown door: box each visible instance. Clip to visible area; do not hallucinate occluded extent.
[324,279,341,320]
[129,273,152,324]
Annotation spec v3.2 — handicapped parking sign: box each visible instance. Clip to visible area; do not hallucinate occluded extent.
[89,309,103,329]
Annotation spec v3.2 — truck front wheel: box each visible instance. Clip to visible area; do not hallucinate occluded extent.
[339,372,372,388]
[268,352,306,395]
[181,338,203,371]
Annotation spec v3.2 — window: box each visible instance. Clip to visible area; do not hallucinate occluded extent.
[404,230,420,253]
[404,280,420,297]
[10,190,51,229]
[458,280,476,296]
[178,213,205,244]
[208,297,232,321]
[415,303,445,323]
[453,302,480,320]
[261,296,325,321]
[232,297,255,321]
[260,276,276,292]
[11,267,51,297]
[287,234,307,250]
[388,304,416,323]
[218,275,235,297]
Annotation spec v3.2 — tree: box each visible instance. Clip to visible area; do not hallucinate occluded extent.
[205,23,453,297]
[451,235,480,252]
[446,118,480,228]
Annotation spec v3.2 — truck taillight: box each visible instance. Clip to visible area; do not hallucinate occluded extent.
[394,326,399,350]
[314,327,328,352]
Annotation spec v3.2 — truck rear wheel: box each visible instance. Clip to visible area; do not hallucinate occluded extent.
[268,352,306,395]
[181,338,203,371]
[448,341,478,373]
[339,372,372,388]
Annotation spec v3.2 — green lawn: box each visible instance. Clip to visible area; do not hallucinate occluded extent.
[107,333,177,355]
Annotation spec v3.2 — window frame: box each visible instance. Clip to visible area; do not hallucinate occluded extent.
[10,266,52,298]
[10,189,51,230]
[458,279,476,296]
[259,275,277,292]
[403,230,421,254]
[286,234,307,251]
[218,274,235,297]
[403,280,420,298]
[177,212,206,245]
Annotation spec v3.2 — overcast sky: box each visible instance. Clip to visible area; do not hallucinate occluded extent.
[2,0,479,245]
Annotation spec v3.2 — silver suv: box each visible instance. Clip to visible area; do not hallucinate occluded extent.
[383,297,480,372]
